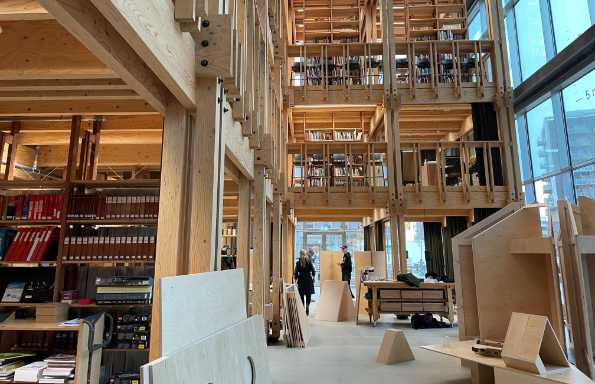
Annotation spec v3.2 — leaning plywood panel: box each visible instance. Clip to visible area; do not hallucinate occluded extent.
[142,316,271,384]
[372,251,387,279]
[578,197,595,359]
[559,198,594,379]
[472,207,563,342]
[160,269,246,356]
[354,251,373,316]
[319,251,343,283]
[452,202,521,340]
[315,280,355,322]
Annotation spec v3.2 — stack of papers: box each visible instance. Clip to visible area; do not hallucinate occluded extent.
[14,361,48,383]
[39,354,76,384]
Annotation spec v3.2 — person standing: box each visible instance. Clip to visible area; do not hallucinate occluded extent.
[340,245,354,298]
[294,249,316,316]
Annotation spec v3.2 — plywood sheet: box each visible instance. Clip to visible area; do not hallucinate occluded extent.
[160,269,247,356]
[452,202,521,341]
[142,316,271,384]
[472,207,562,342]
[320,251,343,283]
[315,280,355,322]
[354,251,372,316]
[494,367,594,384]
[372,251,387,279]
[283,284,311,348]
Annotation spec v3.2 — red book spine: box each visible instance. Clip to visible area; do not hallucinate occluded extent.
[4,230,20,261]
[26,228,41,261]
[17,228,31,261]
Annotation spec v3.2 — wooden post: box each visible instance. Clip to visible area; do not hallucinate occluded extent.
[271,193,282,339]
[252,164,267,320]
[397,215,407,274]
[4,121,21,181]
[76,131,91,181]
[88,119,102,180]
[150,102,192,361]
[188,78,225,273]
[237,175,252,312]
[282,208,294,283]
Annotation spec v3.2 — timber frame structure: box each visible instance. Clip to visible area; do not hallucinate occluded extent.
[0,0,521,369]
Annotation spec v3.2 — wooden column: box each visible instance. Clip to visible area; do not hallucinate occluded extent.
[4,121,20,181]
[88,119,102,180]
[397,215,407,274]
[282,208,294,283]
[252,164,267,319]
[188,78,225,273]
[150,102,192,360]
[237,175,252,311]
[271,193,282,339]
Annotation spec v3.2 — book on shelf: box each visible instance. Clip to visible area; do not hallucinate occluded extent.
[95,276,153,304]
[109,312,151,350]
[4,193,64,221]
[68,191,159,220]
[39,354,76,384]
[0,353,34,383]
[0,229,17,260]
[1,281,25,302]
[13,361,48,383]
[2,226,59,262]
[62,226,156,262]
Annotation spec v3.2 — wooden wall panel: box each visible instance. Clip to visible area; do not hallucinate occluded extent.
[320,251,343,283]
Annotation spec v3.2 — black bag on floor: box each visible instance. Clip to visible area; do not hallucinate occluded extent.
[411,313,451,329]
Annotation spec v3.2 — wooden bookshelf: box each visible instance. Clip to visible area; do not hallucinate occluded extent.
[0,261,57,267]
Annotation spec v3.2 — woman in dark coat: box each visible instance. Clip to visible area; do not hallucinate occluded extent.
[294,249,316,315]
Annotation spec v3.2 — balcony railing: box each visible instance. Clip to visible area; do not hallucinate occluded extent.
[287,40,497,101]
[287,142,389,194]
[400,140,506,204]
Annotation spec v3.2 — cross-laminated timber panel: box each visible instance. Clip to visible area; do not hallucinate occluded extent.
[471,206,563,343]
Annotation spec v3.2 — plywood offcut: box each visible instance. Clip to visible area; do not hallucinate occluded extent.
[501,313,568,375]
[315,280,355,322]
[376,329,415,364]
[472,207,563,342]
[160,269,247,356]
[142,315,271,384]
[319,251,343,283]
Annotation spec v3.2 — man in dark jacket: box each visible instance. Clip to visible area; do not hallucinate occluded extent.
[340,245,354,298]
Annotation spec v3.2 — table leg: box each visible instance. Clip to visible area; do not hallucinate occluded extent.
[470,362,494,384]
[447,286,455,324]
[372,287,378,326]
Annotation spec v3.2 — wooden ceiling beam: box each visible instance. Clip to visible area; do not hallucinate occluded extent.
[16,130,162,145]
[0,89,141,101]
[0,99,157,116]
[0,78,128,91]
[38,1,172,114]
[0,0,51,21]
[36,143,162,167]
[0,115,163,131]
[0,21,114,80]
[89,0,196,109]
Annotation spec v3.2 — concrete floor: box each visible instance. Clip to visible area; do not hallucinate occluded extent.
[268,309,472,384]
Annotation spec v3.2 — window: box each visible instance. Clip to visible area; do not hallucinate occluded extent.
[468,1,488,40]
[550,0,592,52]
[574,164,595,199]
[562,69,595,166]
[514,0,547,80]
[384,222,393,280]
[523,183,536,203]
[527,98,569,178]
[515,115,532,182]
[405,222,427,278]
[534,172,575,231]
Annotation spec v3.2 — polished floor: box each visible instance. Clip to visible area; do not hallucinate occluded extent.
[268,308,471,384]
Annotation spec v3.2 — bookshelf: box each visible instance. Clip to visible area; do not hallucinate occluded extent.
[393,0,468,41]
[0,120,160,384]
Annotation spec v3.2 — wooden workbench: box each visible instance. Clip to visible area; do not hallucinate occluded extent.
[360,280,455,326]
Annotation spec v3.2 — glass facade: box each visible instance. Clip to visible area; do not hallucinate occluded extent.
[470,0,595,85]
[516,70,595,215]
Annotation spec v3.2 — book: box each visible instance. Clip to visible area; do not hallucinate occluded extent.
[1,281,25,302]
[0,353,34,366]
[13,361,48,383]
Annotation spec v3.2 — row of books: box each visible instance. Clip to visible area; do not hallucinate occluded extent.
[3,194,64,221]
[110,312,151,350]
[68,192,159,220]
[95,277,153,304]
[0,227,59,262]
[62,227,156,261]
[1,280,53,303]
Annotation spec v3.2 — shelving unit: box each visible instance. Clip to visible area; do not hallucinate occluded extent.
[0,118,160,384]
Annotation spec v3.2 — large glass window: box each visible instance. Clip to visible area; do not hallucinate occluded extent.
[514,0,547,80]
[527,98,569,178]
[574,164,595,199]
[468,1,488,40]
[549,0,592,52]
[561,69,595,166]
[515,115,532,182]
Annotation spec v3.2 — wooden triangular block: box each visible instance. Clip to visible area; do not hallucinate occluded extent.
[315,280,355,322]
[502,312,569,375]
[376,329,415,364]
